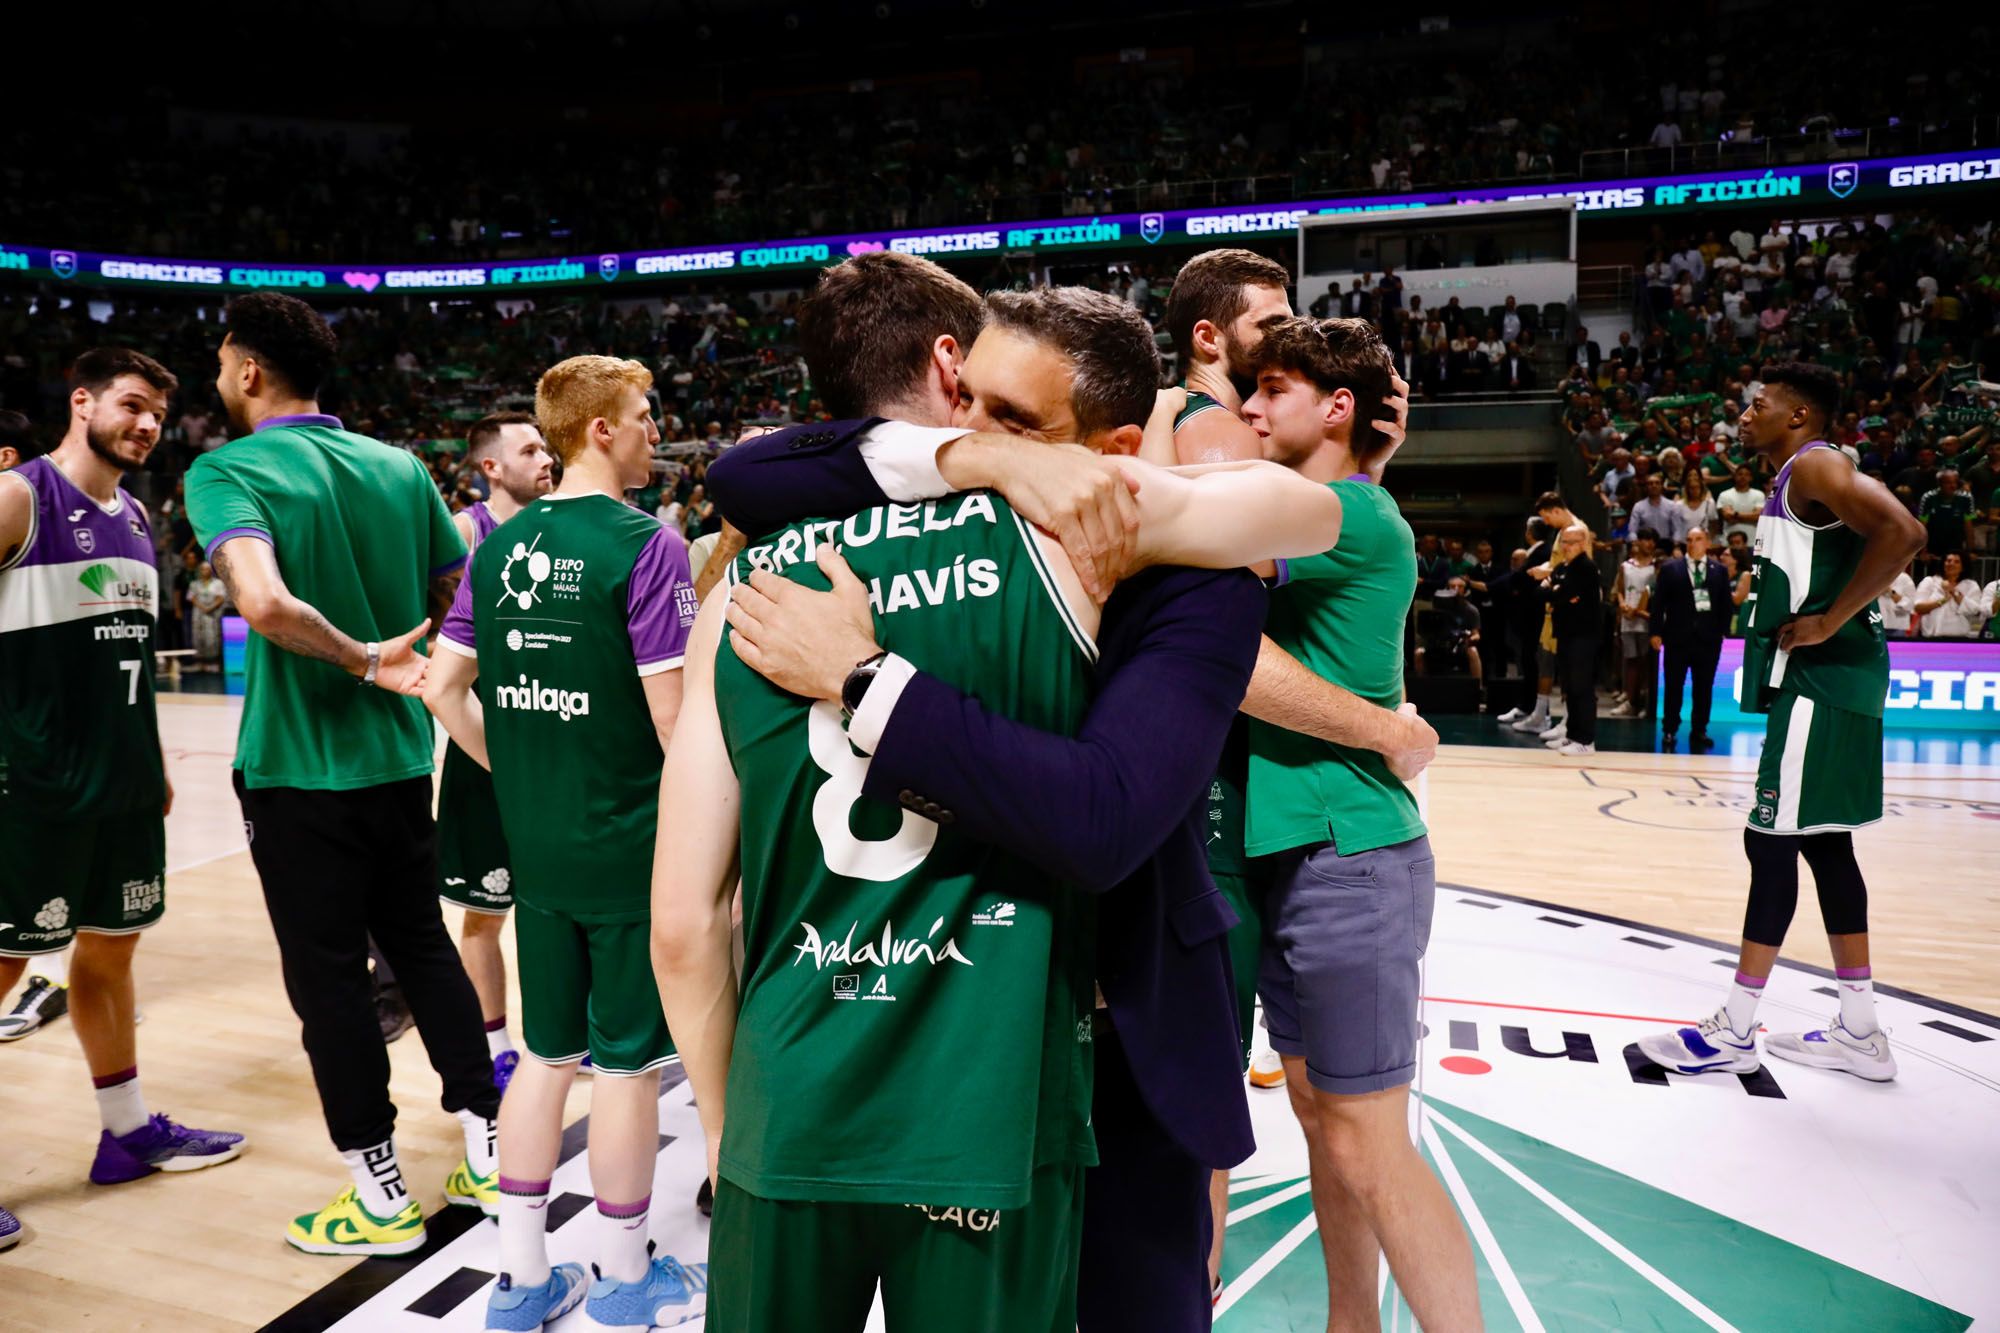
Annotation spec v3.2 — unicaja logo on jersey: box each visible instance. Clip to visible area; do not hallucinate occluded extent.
[492,674,591,721]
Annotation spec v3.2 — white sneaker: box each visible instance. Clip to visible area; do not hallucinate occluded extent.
[1766,1017,1897,1082]
[1606,703,1641,718]
[1636,1007,1760,1075]
[1509,711,1549,732]
[1538,721,1567,743]
[1496,706,1526,723]
[1557,740,1597,756]
[1247,1045,1286,1090]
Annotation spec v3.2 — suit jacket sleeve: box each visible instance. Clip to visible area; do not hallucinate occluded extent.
[861,567,1266,891]
[702,417,887,536]
[1649,561,1681,639]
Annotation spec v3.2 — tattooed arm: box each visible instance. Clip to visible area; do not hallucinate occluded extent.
[212,536,432,694]
[427,566,463,640]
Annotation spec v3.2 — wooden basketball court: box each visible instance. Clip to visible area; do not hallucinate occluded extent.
[1,694,1994,1329]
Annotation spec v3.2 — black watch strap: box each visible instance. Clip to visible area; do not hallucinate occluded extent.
[840,651,891,720]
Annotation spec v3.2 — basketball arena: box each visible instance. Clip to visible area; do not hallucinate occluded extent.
[2,5,1997,1331]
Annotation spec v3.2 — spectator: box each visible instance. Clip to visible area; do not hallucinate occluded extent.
[188,560,227,672]
[1878,560,1920,638]
[1568,326,1602,379]
[1630,473,1685,546]
[1415,575,1483,687]
[1718,464,1765,544]
[1918,470,1977,554]
[1610,330,1640,375]
[1915,553,1988,637]
[1499,296,1522,344]
[1415,533,1451,597]
[1677,472,1720,538]
[1499,342,1534,393]
[1609,533,1659,718]
[1893,446,1940,510]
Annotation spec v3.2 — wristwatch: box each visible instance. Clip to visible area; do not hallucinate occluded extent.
[359,641,381,687]
[840,651,890,722]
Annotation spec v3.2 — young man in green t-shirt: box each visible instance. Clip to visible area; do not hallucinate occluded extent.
[1236,317,1479,1331]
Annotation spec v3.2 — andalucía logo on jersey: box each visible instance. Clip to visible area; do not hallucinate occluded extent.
[491,673,591,721]
[791,917,973,973]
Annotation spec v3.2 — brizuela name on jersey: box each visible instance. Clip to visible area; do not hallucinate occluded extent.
[740,493,1004,616]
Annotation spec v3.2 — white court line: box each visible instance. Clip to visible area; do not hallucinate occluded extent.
[1214,1212,1321,1321]
[1422,1118,1547,1333]
[1226,1178,1314,1226]
[168,843,248,876]
[1427,1108,1738,1333]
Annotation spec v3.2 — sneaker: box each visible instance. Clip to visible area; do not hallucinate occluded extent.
[285,1184,427,1257]
[0,974,68,1041]
[1247,1046,1286,1090]
[585,1245,708,1329]
[1211,1273,1224,1305]
[493,1049,520,1095]
[1606,703,1641,718]
[1540,724,1568,747]
[1766,1017,1897,1082]
[445,1157,500,1217]
[576,1054,594,1077]
[1495,706,1526,723]
[1636,1007,1760,1075]
[0,1203,20,1252]
[485,1262,587,1331]
[1508,711,1549,732]
[695,1176,713,1217]
[1557,740,1597,756]
[90,1114,246,1185]
[376,982,414,1044]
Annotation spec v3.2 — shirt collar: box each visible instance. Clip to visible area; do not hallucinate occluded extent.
[254,413,343,434]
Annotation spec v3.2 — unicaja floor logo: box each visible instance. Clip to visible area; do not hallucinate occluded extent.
[492,674,591,721]
[498,534,550,610]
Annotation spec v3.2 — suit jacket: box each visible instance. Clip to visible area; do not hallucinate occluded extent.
[706,421,1261,1170]
[1569,340,1603,378]
[1501,354,1535,389]
[1648,555,1733,644]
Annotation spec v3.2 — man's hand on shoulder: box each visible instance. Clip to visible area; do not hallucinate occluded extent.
[725,547,880,701]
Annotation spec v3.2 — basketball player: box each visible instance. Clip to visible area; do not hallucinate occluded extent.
[1237,317,1481,1330]
[426,357,702,1330]
[1639,364,1924,1082]
[437,411,554,1093]
[188,293,499,1255]
[654,282,1353,1333]
[0,350,246,1254]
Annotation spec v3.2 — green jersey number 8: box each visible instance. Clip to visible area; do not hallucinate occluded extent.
[805,700,936,881]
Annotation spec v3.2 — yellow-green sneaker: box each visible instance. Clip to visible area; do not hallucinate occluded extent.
[443,1157,499,1217]
[285,1185,426,1256]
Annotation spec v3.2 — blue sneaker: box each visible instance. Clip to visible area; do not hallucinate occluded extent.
[485,1262,587,1330]
[576,1053,593,1077]
[0,1203,22,1251]
[585,1245,708,1329]
[90,1113,246,1185]
[492,1049,520,1094]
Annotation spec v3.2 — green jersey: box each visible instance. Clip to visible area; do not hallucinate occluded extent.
[1248,479,1425,858]
[716,492,1096,1210]
[185,416,466,790]
[440,493,697,918]
[1175,388,1228,431]
[0,458,163,818]
[1741,442,1889,717]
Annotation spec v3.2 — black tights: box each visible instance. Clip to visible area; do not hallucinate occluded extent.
[1741,828,1869,948]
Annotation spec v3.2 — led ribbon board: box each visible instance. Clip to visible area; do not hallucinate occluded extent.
[4,148,1996,293]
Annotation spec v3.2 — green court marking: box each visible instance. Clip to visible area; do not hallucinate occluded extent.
[1217,1100,1971,1331]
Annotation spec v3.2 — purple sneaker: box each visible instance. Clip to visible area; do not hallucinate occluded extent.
[493,1049,520,1095]
[0,1203,21,1251]
[90,1114,246,1185]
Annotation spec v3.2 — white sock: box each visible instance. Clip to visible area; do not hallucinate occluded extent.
[93,1069,149,1137]
[498,1175,553,1287]
[340,1139,411,1219]
[1836,967,1879,1036]
[485,1017,515,1060]
[39,949,70,986]
[1724,971,1765,1036]
[457,1108,499,1177]
[597,1196,652,1284]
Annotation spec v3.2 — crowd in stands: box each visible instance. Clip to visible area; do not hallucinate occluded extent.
[4,14,1988,263]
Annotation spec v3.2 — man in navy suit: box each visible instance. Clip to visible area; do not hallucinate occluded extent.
[702,252,1430,1332]
[1650,525,1735,750]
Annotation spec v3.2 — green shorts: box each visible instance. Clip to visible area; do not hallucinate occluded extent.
[0,809,166,956]
[515,899,673,1075]
[1749,691,1884,835]
[707,1163,1083,1333]
[1214,870,1266,1068]
[436,743,513,914]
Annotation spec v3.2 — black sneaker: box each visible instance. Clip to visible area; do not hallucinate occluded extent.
[695,1177,713,1217]
[0,974,69,1042]
[375,982,415,1044]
